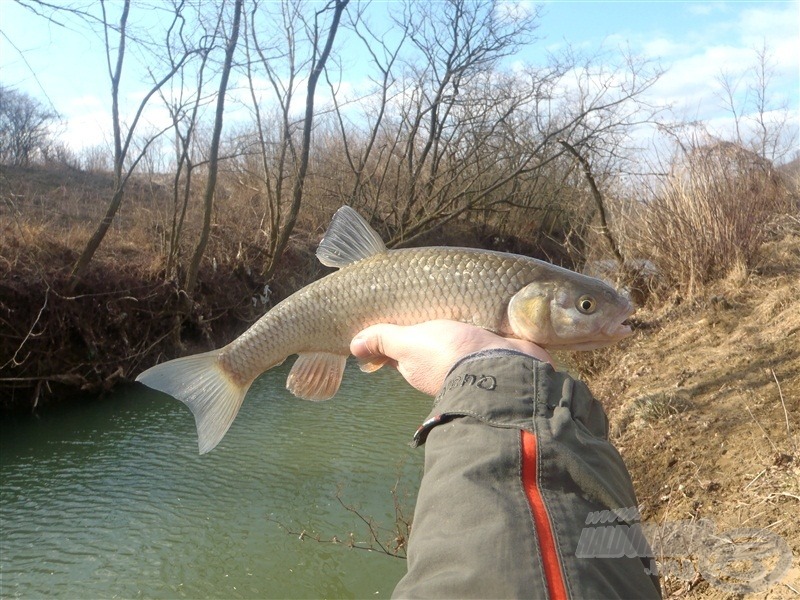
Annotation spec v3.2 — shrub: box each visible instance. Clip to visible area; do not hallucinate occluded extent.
[628,140,792,299]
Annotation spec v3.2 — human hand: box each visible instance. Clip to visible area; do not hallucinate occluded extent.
[350,320,553,396]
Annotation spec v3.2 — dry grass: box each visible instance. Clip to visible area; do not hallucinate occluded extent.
[0,164,299,406]
[617,141,797,302]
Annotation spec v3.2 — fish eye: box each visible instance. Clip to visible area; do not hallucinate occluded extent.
[577,295,597,314]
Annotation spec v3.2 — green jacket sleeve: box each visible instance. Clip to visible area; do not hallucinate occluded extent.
[393,350,662,600]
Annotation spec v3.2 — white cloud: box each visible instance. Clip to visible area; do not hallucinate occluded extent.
[59,95,111,152]
[617,2,799,131]
[641,37,688,60]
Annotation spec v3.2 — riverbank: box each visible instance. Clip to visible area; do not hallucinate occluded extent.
[1,164,559,409]
[0,164,321,408]
[573,230,800,597]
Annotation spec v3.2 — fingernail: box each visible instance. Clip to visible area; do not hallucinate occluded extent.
[350,336,370,357]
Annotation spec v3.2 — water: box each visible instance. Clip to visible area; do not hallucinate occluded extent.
[0,362,429,598]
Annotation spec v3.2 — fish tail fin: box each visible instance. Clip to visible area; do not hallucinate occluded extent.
[136,350,251,454]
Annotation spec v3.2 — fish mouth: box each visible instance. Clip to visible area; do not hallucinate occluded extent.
[550,310,635,350]
[612,319,633,338]
[604,303,635,339]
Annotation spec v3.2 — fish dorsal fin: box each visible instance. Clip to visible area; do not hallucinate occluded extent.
[316,206,387,268]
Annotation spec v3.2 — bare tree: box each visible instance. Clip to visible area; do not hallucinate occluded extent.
[156,5,222,281]
[716,43,797,163]
[0,85,59,166]
[68,0,202,288]
[239,0,349,278]
[388,0,538,242]
[184,0,244,295]
[558,139,624,265]
[322,1,662,250]
[275,0,350,273]
[324,3,409,218]
[240,0,305,277]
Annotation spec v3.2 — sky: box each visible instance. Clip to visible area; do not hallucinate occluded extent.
[0,0,798,160]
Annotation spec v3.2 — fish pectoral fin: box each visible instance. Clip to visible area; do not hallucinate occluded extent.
[315,206,387,268]
[356,356,390,373]
[286,352,348,401]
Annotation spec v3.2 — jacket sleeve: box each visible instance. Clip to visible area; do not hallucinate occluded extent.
[392,349,662,600]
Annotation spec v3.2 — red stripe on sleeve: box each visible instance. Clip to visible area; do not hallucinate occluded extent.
[521,430,569,600]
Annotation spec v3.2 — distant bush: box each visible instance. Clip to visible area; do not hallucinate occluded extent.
[626,139,793,299]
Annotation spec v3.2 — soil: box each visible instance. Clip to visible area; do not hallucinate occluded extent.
[571,231,800,598]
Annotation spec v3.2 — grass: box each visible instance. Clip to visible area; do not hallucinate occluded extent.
[616,140,797,302]
[578,229,800,597]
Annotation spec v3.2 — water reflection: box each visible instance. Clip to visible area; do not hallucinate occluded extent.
[1,361,428,598]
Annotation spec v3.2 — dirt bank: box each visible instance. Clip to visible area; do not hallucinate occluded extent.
[573,232,800,598]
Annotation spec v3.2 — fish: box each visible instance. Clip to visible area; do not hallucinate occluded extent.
[136,206,634,453]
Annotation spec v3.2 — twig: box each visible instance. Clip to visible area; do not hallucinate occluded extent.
[745,405,780,454]
[765,492,800,502]
[335,490,391,556]
[4,285,49,369]
[265,515,396,555]
[743,468,766,490]
[771,369,795,453]
[783,581,799,594]
[739,510,767,526]
[558,139,625,266]
[32,379,42,411]
[762,519,786,530]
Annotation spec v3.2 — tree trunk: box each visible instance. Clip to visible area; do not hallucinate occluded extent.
[263,0,349,280]
[558,139,625,266]
[68,0,130,290]
[183,0,244,295]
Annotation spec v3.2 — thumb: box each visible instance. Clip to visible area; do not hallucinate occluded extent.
[350,323,403,359]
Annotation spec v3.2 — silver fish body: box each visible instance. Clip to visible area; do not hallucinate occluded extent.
[137,207,634,453]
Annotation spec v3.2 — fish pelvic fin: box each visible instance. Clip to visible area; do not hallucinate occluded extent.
[316,206,387,268]
[286,352,347,401]
[136,350,251,455]
[357,355,390,373]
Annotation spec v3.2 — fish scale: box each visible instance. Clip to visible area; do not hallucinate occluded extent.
[222,247,539,385]
[137,207,634,453]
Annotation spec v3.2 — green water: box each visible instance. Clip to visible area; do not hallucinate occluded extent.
[0,362,429,599]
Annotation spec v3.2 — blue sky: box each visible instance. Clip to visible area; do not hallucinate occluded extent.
[1,0,798,157]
